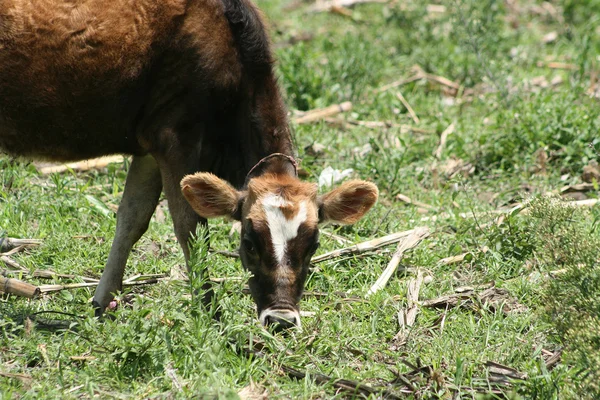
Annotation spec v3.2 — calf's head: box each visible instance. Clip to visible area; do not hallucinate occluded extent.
[181,165,378,331]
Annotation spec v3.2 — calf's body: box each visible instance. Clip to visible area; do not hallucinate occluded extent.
[0,0,378,328]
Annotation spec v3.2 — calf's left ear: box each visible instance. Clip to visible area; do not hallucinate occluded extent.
[181,173,244,220]
[319,180,379,224]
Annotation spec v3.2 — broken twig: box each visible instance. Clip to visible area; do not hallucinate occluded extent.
[312,228,425,263]
[293,102,352,124]
[395,194,434,211]
[367,227,430,296]
[395,91,420,124]
[306,0,387,13]
[0,255,25,271]
[433,122,455,160]
[35,155,125,175]
[0,237,42,253]
[485,361,528,384]
[393,270,424,344]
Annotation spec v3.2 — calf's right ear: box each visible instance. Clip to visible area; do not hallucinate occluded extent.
[181,173,244,220]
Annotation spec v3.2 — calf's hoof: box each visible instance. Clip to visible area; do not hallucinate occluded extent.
[92,299,118,319]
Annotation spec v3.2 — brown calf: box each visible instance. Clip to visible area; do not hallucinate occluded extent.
[0,0,378,329]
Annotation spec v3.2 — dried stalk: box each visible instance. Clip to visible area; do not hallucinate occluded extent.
[0,276,40,298]
[395,194,435,211]
[394,270,424,343]
[378,65,462,94]
[0,371,33,385]
[403,269,424,327]
[421,195,598,223]
[0,237,42,253]
[569,198,600,207]
[0,255,25,271]
[536,61,578,70]
[396,91,420,124]
[213,250,240,258]
[377,74,423,93]
[367,227,430,296]
[39,281,107,293]
[485,361,528,382]
[319,230,352,245]
[312,228,424,263]
[344,119,434,134]
[1,269,98,282]
[433,122,455,160]
[422,287,526,314]
[293,102,352,124]
[36,155,125,175]
[306,0,387,13]
[438,252,469,266]
[560,183,596,194]
[37,274,242,293]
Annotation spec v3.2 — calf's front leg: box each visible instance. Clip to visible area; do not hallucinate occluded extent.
[155,155,218,313]
[93,154,162,314]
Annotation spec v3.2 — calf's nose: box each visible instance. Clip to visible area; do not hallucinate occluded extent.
[261,309,300,331]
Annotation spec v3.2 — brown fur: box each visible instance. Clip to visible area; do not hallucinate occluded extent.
[181,172,241,218]
[0,0,292,182]
[0,0,298,318]
[245,173,319,224]
[0,1,378,326]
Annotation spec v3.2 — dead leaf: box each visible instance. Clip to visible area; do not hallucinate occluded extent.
[485,361,528,383]
[304,142,327,157]
[531,76,549,88]
[533,148,548,174]
[582,160,600,183]
[154,200,168,223]
[352,143,372,157]
[434,157,474,179]
[542,31,558,44]
[550,75,563,86]
[560,183,596,194]
[238,382,268,400]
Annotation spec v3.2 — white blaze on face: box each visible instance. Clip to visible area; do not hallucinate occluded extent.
[262,193,308,264]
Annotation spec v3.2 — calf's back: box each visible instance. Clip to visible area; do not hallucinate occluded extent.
[0,0,243,161]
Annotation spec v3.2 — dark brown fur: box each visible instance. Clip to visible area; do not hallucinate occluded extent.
[0,0,291,185]
[0,0,295,315]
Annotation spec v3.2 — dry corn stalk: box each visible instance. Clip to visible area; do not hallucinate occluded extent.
[0,276,40,298]
[312,228,424,263]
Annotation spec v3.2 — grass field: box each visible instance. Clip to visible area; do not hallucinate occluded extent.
[2,0,600,398]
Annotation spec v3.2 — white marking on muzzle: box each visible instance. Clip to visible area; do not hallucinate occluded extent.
[262,194,307,264]
[259,308,302,329]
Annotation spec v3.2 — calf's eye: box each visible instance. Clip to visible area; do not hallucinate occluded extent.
[243,238,256,254]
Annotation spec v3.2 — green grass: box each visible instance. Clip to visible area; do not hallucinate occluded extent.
[2,0,600,398]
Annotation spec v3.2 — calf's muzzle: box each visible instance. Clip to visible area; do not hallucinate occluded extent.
[260,308,301,331]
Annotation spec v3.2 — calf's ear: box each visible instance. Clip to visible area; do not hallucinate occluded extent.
[319,180,379,225]
[181,173,244,220]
